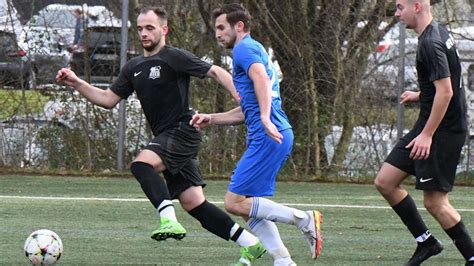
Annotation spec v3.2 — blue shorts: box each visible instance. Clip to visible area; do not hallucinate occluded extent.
[229,129,293,197]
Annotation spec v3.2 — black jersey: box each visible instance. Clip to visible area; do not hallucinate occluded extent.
[111,45,212,136]
[415,21,467,133]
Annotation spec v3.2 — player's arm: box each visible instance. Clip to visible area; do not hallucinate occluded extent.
[248,63,283,144]
[405,77,452,159]
[56,68,121,109]
[421,77,453,136]
[206,65,240,103]
[190,107,244,129]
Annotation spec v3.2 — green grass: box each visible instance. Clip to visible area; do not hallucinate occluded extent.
[0,90,49,119]
[1,175,473,265]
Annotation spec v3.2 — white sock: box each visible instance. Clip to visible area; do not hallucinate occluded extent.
[157,200,177,222]
[250,197,307,228]
[230,223,259,247]
[468,256,474,261]
[247,218,290,259]
[415,231,431,242]
[274,257,296,266]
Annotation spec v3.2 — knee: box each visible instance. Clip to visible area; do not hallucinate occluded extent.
[423,197,445,215]
[179,188,205,212]
[130,161,141,174]
[180,197,203,212]
[130,161,151,180]
[374,175,390,194]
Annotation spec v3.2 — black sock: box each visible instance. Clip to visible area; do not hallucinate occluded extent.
[188,200,235,241]
[445,220,474,261]
[130,161,170,209]
[392,194,434,244]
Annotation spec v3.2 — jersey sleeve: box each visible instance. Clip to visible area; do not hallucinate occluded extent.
[110,60,134,99]
[169,48,212,79]
[421,39,451,82]
[233,42,263,75]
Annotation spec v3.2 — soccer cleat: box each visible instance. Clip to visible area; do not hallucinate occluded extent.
[301,210,323,259]
[150,218,186,241]
[405,240,443,266]
[235,241,267,266]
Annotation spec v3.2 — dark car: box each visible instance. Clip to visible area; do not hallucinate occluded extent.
[0,30,35,89]
[70,26,137,84]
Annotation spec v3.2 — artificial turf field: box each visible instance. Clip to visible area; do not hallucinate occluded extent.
[0,175,473,265]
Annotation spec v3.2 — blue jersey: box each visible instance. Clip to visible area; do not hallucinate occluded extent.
[232,35,291,140]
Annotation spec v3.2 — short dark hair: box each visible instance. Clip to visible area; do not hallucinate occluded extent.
[212,3,252,32]
[139,6,168,22]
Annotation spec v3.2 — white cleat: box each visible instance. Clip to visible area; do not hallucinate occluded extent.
[301,210,323,259]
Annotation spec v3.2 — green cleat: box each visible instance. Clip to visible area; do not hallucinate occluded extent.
[235,241,267,266]
[150,218,186,241]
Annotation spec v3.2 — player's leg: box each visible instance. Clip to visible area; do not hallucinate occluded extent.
[130,153,180,234]
[139,124,204,241]
[247,217,296,265]
[418,130,473,264]
[226,129,322,260]
[376,129,451,265]
[131,149,186,241]
[424,191,474,264]
[225,191,321,260]
[375,162,442,265]
[178,185,266,265]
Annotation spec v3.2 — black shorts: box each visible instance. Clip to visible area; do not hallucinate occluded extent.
[385,127,466,192]
[144,122,206,199]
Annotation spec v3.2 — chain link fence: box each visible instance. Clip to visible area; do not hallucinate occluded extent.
[0,0,473,182]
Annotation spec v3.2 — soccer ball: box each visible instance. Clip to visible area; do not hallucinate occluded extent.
[24,229,63,265]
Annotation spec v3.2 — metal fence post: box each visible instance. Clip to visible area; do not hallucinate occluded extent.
[397,23,406,140]
[117,0,129,171]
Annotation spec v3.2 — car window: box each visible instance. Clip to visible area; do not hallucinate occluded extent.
[0,32,17,55]
[87,27,120,47]
[29,9,76,29]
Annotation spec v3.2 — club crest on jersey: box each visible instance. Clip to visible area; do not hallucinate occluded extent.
[149,66,161,79]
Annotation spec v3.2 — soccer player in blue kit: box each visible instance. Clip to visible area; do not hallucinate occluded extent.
[190,3,322,266]
[375,0,474,265]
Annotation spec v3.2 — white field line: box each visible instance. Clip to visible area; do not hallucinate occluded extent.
[1,195,474,212]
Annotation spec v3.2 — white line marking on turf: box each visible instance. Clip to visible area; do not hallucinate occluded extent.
[1,195,474,212]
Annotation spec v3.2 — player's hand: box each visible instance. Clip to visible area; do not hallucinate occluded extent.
[400,91,420,104]
[261,116,283,144]
[405,133,432,160]
[55,68,79,87]
[190,113,212,129]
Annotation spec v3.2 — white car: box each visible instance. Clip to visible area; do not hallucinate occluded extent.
[363,36,419,100]
[19,4,78,85]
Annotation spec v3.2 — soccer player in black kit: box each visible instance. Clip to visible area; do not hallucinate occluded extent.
[374,0,474,265]
[56,6,266,265]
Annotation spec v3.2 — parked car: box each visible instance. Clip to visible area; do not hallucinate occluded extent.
[19,4,80,85]
[0,115,71,167]
[0,30,35,89]
[70,11,136,85]
[0,2,35,89]
[363,36,418,100]
[19,4,124,86]
[70,25,137,84]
